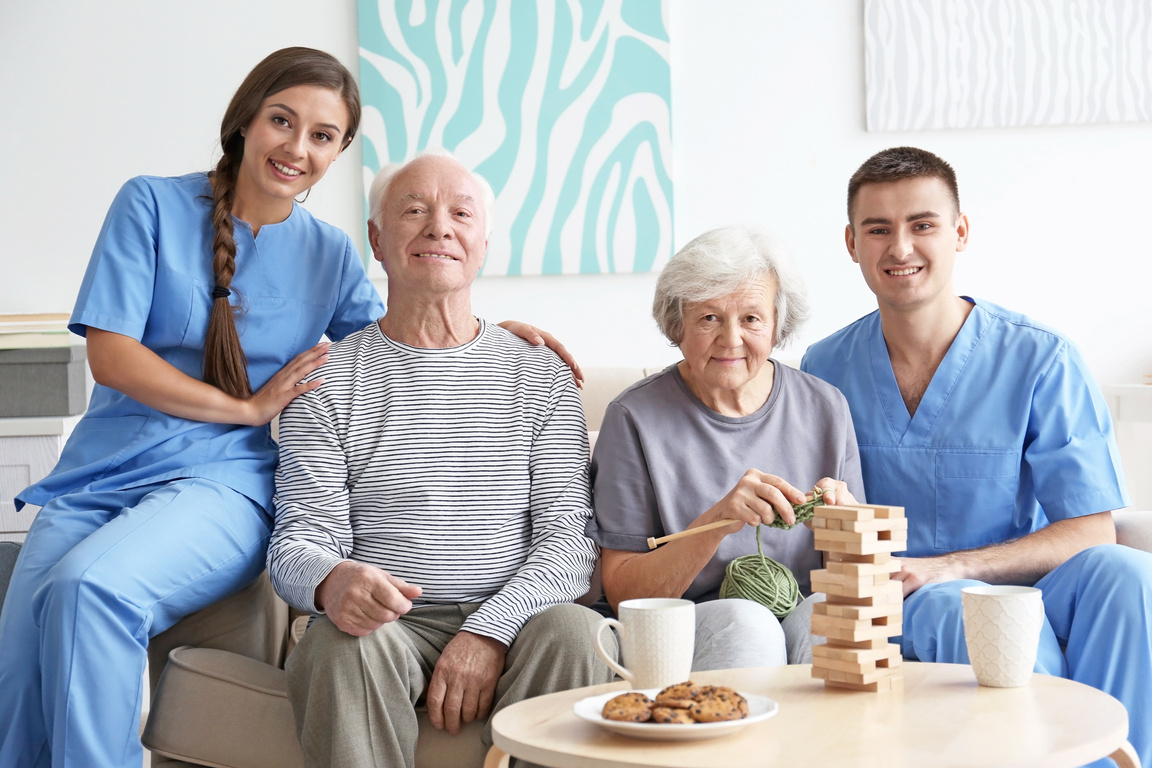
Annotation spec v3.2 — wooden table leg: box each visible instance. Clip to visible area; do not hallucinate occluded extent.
[1108,741,1141,768]
[483,745,510,768]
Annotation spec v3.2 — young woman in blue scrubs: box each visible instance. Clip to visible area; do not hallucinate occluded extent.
[0,47,572,768]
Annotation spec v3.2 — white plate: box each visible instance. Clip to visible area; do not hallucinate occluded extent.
[573,688,779,742]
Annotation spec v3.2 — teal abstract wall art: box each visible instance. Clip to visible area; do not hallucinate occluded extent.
[358,0,673,276]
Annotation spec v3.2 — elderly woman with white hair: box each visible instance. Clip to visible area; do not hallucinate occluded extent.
[586,224,865,668]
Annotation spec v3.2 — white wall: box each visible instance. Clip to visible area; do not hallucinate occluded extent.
[5,1,1150,376]
[3,1,1150,495]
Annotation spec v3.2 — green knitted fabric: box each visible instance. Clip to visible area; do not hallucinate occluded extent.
[718,488,827,618]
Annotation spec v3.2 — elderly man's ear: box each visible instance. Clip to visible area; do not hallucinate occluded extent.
[368,220,384,264]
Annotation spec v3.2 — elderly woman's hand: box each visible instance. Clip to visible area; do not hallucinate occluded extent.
[709,469,810,528]
[812,477,858,507]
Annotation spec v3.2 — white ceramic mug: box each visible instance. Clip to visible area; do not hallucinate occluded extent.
[593,597,695,690]
[961,585,1044,688]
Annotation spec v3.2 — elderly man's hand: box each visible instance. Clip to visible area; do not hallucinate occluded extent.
[315,561,422,636]
[426,631,507,734]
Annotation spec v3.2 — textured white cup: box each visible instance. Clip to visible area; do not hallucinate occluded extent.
[594,598,695,690]
[961,585,1044,688]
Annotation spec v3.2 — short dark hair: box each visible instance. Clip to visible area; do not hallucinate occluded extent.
[847,147,960,226]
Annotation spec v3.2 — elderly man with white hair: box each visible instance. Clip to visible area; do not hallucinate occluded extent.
[267,152,612,768]
[586,224,865,668]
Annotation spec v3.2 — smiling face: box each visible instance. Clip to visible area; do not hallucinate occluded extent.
[369,155,489,297]
[677,277,778,410]
[233,84,349,222]
[846,176,969,316]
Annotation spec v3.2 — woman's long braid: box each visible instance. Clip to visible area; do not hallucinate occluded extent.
[204,150,253,399]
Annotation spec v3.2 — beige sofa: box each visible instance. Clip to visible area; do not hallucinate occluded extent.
[141,365,1152,768]
[142,366,659,768]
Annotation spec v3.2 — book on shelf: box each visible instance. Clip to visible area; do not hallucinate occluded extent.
[0,313,76,349]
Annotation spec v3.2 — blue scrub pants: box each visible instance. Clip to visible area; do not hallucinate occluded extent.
[0,478,271,768]
[901,545,1152,768]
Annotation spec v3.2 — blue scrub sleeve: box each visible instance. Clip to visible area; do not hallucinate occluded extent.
[1025,342,1128,521]
[324,238,385,342]
[69,178,160,340]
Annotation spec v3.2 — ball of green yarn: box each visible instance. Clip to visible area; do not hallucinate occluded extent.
[719,527,800,619]
[718,487,827,619]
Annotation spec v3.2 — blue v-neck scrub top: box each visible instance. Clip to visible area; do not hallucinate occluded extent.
[17,173,385,513]
[801,299,1128,557]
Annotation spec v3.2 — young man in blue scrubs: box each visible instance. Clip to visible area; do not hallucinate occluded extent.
[802,146,1152,767]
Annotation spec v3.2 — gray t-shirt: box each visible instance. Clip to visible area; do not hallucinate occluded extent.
[586,361,864,600]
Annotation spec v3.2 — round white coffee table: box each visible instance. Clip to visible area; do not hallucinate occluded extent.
[487,662,1138,768]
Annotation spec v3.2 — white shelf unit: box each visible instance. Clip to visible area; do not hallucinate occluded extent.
[0,415,81,542]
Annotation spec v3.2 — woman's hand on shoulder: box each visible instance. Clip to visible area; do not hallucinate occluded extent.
[497,320,583,387]
[713,469,809,528]
[241,342,330,425]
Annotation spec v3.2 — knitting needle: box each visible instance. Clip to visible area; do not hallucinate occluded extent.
[645,491,822,550]
[647,519,743,550]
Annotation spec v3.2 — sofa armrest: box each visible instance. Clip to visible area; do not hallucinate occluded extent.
[143,647,304,768]
[147,572,290,696]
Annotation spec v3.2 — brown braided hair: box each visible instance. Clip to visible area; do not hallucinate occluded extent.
[205,47,361,398]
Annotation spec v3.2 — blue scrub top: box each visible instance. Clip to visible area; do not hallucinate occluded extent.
[801,299,1128,558]
[18,173,385,512]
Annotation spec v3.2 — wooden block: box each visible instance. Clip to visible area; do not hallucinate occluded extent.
[814,530,907,556]
[814,600,903,621]
[811,571,899,599]
[815,581,903,608]
[811,614,900,642]
[867,505,904,520]
[812,642,901,665]
[830,636,892,650]
[869,504,905,518]
[840,517,909,534]
[815,664,901,686]
[815,505,875,521]
[812,575,902,600]
[814,528,878,544]
[827,551,894,565]
[812,655,885,676]
[823,670,903,692]
[826,559,902,578]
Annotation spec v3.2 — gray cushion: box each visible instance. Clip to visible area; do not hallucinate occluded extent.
[0,541,21,613]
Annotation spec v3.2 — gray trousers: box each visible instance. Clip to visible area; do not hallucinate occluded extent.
[286,602,616,768]
[692,594,823,671]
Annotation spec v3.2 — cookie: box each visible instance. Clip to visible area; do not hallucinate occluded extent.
[690,692,748,722]
[650,706,695,724]
[654,681,702,709]
[601,692,654,722]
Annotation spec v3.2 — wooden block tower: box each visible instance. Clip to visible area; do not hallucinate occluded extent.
[809,504,907,692]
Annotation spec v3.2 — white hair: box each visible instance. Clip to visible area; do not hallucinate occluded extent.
[652,224,810,348]
[367,149,495,238]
